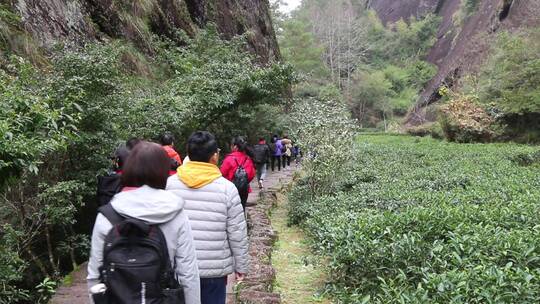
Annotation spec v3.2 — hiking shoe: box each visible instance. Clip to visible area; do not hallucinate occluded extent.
[258,180,264,189]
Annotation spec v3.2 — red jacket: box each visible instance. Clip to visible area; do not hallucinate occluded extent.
[220,151,256,192]
[163,145,182,164]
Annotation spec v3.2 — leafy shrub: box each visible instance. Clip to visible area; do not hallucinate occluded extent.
[510,150,540,167]
[285,97,357,224]
[464,0,480,15]
[406,121,444,139]
[0,57,80,188]
[439,94,494,142]
[289,134,540,303]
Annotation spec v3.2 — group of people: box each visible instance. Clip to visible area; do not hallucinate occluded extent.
[252,135,300,189]
[89,131,298,304]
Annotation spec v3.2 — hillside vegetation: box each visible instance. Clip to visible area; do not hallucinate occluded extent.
[278,1,440,130]
[0,27,292,303]
[278,0,540,142]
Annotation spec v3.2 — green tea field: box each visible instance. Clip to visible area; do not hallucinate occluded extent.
[289,135,540,303]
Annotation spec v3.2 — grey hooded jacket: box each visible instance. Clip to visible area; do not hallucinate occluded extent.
[87,186,201,304]
[166,175,249,278]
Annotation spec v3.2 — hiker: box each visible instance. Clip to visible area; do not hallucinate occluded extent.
[281,136,293,168]
[167,131,249,304]
[293,144,302,164]
[160,132,182,173]
[253,137,271,189]
[126,137,141,150]
[220,136,256,209]
[269,135,283,172]
[87,142,200,303]
[96,145,130,206]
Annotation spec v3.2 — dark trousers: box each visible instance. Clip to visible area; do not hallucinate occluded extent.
[201,277,227,304]
[271,155,281,171]
[284,155,291,167]
[239,190,248,210]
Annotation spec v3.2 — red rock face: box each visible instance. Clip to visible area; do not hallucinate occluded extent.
[13,0,280,63]
[368,0,440,25]
[370,0,540,125]
[204,0,281,63]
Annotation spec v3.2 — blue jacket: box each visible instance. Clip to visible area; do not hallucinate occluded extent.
[274,140,283,156]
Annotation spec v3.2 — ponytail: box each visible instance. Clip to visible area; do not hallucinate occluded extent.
[232,136,254,159]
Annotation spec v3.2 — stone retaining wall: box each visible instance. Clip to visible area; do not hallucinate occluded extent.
[236,191,281,304]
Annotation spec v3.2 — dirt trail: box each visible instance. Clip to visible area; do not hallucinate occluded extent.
[271,191,330,304]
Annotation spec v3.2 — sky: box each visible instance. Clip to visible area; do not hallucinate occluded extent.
[280,0,302,14]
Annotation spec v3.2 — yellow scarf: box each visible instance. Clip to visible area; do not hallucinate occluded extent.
[177,161,222,189]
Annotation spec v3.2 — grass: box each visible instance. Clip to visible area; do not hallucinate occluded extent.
[60,265,80,287]
[272,192,330,304]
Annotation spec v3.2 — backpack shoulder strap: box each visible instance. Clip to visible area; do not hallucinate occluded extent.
[98,204,124,226]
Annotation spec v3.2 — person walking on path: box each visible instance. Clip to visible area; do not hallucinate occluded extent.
[160,132,182,173]
[167,131,249,304]
[281,136,293,168]
[87,142,201,304]
[220,136,256,209]
[96,145,129,206]
[269,136,283,172]
[252,137,271,189]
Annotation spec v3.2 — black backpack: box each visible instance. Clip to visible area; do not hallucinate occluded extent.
[96,204,184,304]
[232,158,249,197]
[170,158,180,171]
[96,173,122,206]
[253,145,268,164]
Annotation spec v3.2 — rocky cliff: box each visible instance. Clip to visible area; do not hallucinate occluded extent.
[5,0,280,63]
[369,0,540,125]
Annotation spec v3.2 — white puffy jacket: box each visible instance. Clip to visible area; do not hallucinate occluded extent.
[87,186,201,304]
[166,175,249,278]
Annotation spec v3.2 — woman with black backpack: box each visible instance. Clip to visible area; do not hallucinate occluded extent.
[87,142,200,303]
[220,136,256,210]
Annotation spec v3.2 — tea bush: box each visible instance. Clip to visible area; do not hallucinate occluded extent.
[289,134,540,303]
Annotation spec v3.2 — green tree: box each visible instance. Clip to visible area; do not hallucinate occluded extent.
[479,30,540,115]
[279,19,328,78]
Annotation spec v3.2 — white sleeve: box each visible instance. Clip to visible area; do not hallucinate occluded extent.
[174,211,201,304]
[87,214,112,290]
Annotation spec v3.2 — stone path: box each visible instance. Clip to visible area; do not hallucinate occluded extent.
[50,165,297,304]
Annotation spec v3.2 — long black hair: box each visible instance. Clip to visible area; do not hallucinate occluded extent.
[231,136,254,159]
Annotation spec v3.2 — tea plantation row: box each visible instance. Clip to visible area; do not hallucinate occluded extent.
[289,135,540,303]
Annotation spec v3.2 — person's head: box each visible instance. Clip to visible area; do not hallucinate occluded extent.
[126,137,141,150]
[114,146,130,170]
[187,131,219,164]
[258,137,266,143]
[159,132,174,146]
[231,136,247,152]
[121,141,170,189]
[283,135,289,139]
